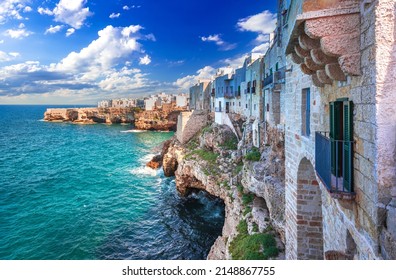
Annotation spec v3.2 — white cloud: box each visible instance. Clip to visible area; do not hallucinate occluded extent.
[0,40,4,44]
[237,10,276,54]
[251,42,270,54]
[201,34,236,51]
[221,54,248,69]
[145,33,156,41]
[53,0,92,29]
[66,28,75,37]
[37,7,53,16]
[54,25,144,80]
[0,0,30,24]
[98,67,147,91]
[123,5,141,10]
[139,55,151,65]
[237,10,277,34]
[23,6,32,13]
[109,13,120,19]
[45,25,63,34]
[173,66,215,90]
[38,0,92,30]
[4,24,33,39]
[0,50,20,62]
[0,23,161,103]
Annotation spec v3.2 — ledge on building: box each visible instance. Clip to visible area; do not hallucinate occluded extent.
[285,0,361,87]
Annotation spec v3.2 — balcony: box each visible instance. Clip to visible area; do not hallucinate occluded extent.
[315,131,355,200]
[263,75,273,87]
[224,91,234,99]
[215,107,222,112]
[274,68,286,84]
[211,89,215,97]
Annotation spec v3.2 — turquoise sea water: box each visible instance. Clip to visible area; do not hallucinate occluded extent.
[0,105,224,260]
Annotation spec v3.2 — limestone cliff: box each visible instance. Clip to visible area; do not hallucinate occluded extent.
[134,109,186,131]
[162,122,286,259]
[44,107,135,124]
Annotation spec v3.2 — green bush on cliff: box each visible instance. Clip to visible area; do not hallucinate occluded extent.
[243,206,252,216]
[245,147,261,161]
[242,193,254,207]
[229,220,279,260]
[234,162,244,175]
[186,138,199,150]
[189,149,218,164]
[236,220,248,235]
[201,125,213,135]
[236,184,244,195]
[220,138,238,150]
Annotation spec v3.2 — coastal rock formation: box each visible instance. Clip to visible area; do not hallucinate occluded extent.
[162,123,285,260]
[242,127,286,242]
[134,109,186,131]
[146,155,162,169]
[44,108,135,124]
[199,124,237,154]
[147,139,173,170]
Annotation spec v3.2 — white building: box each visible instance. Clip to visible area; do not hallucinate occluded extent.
[144,96,160,111]
[176,93,189,108]
[98,100,112,108]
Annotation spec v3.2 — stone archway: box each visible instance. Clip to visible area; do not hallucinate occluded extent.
[296,158,324,259]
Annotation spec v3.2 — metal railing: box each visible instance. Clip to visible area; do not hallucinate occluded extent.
[315,131,354,195]
[224,92,234,99]
[263,75,273,87]
[274,68,286,84]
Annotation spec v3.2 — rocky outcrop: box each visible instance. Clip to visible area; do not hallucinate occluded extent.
[162,122,285,259]
[146,139,173,170]
[44,108,135,124]
[146,155,162,169]
[134,109,186,131]
[242,127,286,242]
[199,124,238,154]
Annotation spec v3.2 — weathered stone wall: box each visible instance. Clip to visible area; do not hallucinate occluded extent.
[374,0,396,259]
[284,0,396,260]
[176,110,209,144]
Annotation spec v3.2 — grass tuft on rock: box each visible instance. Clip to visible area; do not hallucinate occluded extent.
[242,193,254,207]
[186,149,218,164]
[230,220,279,260]
[245,147,261,161]
[220,138,238,150]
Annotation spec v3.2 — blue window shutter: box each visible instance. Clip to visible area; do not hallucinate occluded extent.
[306,88,310,136]
[343,101,353,192]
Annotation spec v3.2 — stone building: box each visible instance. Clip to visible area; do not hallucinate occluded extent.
[281,0,396,259]
[262,0,288,135]
[244,54,264,147]
[176,93,189,109]
[189,80,211,111]
[213,67,235,123]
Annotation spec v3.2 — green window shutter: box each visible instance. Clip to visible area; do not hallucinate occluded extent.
[330,101,343,176]
[276,62,279,71]
[343,101,353,192]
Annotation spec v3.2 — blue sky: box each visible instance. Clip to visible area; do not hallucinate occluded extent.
[0,0,277,104]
